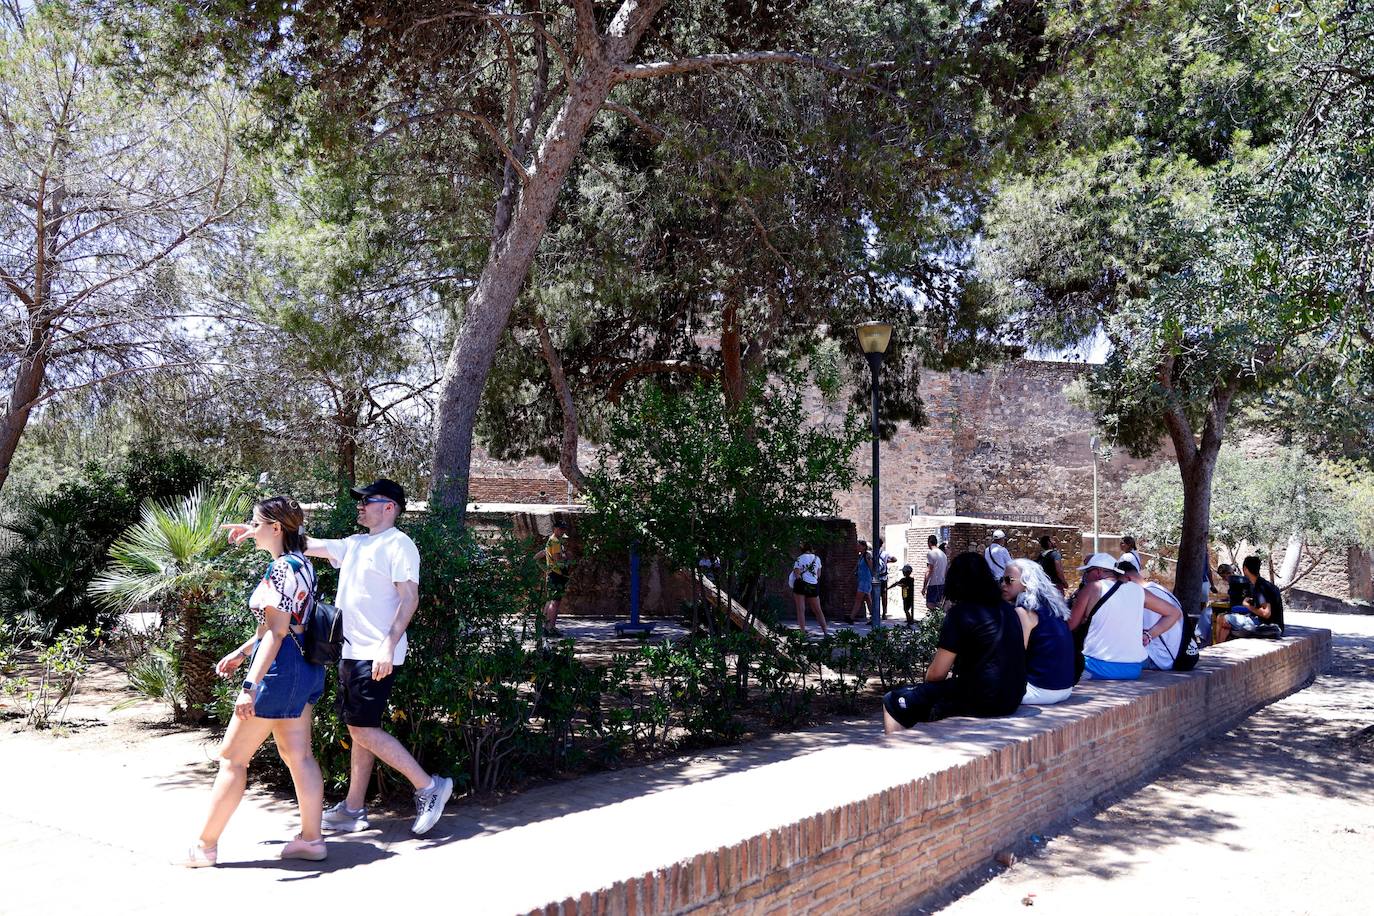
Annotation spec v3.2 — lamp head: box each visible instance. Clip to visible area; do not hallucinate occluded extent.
[855,322,893,355]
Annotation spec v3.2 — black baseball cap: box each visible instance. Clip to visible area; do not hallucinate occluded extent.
[350,478,407,511]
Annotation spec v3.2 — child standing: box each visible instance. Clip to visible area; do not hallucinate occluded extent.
[890,564,918,625]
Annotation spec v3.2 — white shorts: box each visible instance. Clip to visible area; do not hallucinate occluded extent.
[1022,682,1073,705]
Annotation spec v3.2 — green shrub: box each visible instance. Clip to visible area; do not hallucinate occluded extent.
[2,626,98,729]
[0,445,219,637]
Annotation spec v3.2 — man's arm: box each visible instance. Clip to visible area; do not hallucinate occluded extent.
[303,536,336,560]
[1142,591,1182,640]
[372,580,419,680]
[1068,581,1099,630]
[1053,556,1066,587]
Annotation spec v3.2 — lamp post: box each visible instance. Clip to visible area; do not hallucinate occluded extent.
[857,321,893,629]
[1089,435,1100,554]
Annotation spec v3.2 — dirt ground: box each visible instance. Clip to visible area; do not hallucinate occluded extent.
[921,610,1374,916]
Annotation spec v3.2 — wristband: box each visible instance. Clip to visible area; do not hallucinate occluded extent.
[240,645,253,660]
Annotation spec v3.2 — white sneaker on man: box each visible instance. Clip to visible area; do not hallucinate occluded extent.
[321,801,370,832]
[411,776,453,835]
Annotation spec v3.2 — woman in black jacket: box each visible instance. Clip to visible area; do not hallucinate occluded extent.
[882,552,1027,733]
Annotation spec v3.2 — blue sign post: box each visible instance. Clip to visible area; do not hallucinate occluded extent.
[615,543,655,636]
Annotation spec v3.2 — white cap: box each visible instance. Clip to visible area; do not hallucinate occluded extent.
[1077,552,1120,572]
[992,529,1006,540]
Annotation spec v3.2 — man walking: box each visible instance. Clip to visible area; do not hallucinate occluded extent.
[984,530,1012,580]
[307,479,452,835]
[537,519,573,637]
[922,534,948,612]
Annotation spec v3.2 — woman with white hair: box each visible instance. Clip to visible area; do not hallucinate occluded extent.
[1001,559,1075,705]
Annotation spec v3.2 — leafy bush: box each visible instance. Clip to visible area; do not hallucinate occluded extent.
[0,445,219,637]
[2,626,98,729]
[90,486,252,723]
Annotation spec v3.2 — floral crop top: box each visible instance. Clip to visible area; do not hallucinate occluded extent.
[247,552,315,625]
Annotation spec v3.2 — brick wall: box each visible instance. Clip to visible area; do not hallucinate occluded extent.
[522,629,1331,915]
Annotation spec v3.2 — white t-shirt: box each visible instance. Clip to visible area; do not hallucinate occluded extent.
[875,549,896,581]
[793,552,821,585]
[984,543,1012,578]
[926,548,948,586]
[1143,582,1184,669]
[320,527,421,665]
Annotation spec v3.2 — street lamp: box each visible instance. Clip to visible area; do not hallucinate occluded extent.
[857,321,892,629]
[1089,435,1100,554]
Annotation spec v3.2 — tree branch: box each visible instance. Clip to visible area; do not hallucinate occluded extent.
[613,51,898,97]
[534,313,587,492]
[606,360,717,403]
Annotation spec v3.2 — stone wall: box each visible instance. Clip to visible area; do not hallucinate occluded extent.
[832,360,1173,536]
[522,628,1331,915]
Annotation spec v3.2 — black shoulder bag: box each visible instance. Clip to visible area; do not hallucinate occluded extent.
[284,555,345,667]
[1072,581,1122,683]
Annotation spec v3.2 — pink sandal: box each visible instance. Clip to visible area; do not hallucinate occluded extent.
[280,835,327,861]
[172,843,217,868]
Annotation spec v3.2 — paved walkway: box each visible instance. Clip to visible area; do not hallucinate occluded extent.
[926,611,1374,916]
[0,613,1364,915]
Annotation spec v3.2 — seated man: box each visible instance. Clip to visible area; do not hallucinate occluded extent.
[1115,561,1183,669]
[1216,555,1285,642]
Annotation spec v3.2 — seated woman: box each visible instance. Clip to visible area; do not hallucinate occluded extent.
[1002,559,1075,705]
[882,552,1027,733]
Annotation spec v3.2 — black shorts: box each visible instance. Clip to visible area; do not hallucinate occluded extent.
[336,659,397,728]
[547,571,569,599]
[792,579,819,598]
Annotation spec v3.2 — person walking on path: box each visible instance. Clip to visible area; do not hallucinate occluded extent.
[178,496,327,867]
[293,479,451,836]
[536,519,573,637]
[924,534,948,612]
[984,530,1012,580]
[790,543,828,636]
[851,540,875,624]
[1037,535,1068,592]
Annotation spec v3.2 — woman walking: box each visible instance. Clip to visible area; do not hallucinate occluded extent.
[791,543,828,636]
[175,496,327,867]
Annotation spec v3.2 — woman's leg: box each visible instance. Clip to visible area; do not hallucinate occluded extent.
[198,715,275,849]
[808,596,827,634]
[273,705,324,841]
[794,593,808,633]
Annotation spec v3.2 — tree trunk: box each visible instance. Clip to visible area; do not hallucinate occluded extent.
[335,393,362,487]
[534,314,587,492]
[0,351,48,492]
[1175,448,1218,613]
[429,69,618,512]
[428,0,667,514]
[721,302,745,409]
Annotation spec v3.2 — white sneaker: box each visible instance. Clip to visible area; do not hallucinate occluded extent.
[321,801,369,832]
[411,776,453,835]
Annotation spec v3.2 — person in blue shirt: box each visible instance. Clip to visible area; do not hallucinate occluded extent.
[1002,559,1075,705]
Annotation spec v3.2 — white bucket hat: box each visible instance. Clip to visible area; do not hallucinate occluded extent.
[1077,552,1120,572]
